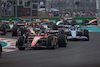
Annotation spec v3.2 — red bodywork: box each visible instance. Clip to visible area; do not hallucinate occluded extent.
[0,31,4,34]
[28,34,50,47]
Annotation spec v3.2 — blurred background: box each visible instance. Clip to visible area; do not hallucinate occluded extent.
[0,0,99,18]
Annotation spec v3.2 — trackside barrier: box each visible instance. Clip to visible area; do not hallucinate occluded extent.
[0,17,96,25]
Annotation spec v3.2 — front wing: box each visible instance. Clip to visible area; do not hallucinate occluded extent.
[67,36,88,40]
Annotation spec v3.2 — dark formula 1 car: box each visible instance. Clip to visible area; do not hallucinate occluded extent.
[1,21,12,32]
[11,22,28,36]
[16,28,67,50]
[12,24,25,36]
[0,23,6,35]
[0,43,2,57]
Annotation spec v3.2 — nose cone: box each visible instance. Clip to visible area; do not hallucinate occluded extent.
[71,31,76,38]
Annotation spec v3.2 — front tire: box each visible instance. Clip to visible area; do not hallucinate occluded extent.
[84,30,89,41]
[17,36,25,50]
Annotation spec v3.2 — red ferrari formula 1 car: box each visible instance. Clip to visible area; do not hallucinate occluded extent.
[16,28,67,50]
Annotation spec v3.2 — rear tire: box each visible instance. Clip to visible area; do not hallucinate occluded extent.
[12,26,17,36]
[58,34,67,47]
[18,28,25,36]
[84,30,89,41]
[46,36,57,49]
[1,26,6,35]
[17,36,25,50]
[25,33,29,43]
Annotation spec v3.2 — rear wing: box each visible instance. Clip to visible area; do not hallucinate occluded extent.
[47,30,59,34]
[64,25,80,28]
[17,23,25,27]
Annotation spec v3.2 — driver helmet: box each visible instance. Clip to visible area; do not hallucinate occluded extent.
[25,22,29,27]
[19,17,22,20]
[26,22,29,25]
[9,19,12,22]
[9,19,12,21]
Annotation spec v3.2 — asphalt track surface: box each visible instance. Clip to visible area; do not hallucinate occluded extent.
[0,32,100,67]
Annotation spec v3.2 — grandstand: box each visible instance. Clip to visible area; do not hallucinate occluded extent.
[0,0,97,18]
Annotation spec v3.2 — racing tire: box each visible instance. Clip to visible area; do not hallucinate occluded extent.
[46,36,57,49]
[17,36,25,50]
[84,30,89,41]
[58,34,67,47]
[25,33,29,43]
[18,28,26,36]
[12,26,18,36]
[1,26,6,35]
[0,43,2,57]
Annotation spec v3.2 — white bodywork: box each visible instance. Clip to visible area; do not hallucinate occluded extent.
[56,21,63,25]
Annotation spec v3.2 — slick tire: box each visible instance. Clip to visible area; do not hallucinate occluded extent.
[1,26,6,35]
[25,33,29,43]
[84,30,89,41]
[58,34,67,47]
[46,36,56,49]
[18,28,25,36]
[17,36,25,50]
[12,27,17,36]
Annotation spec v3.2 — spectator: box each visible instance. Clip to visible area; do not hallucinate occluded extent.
[95,11,98,17]
[65,12,69,17]
[50,12,53,17]
[75,12,79,17]
[40,0,45,8]
[7,2,12,15]
[4,2,7,15]
[40,0,44,6]
[54,12,59,17]
[9,2,13,16]
[73,11,76,17]
[48,12,51,17]
[1,1,5,16]
[81,12,85,17]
